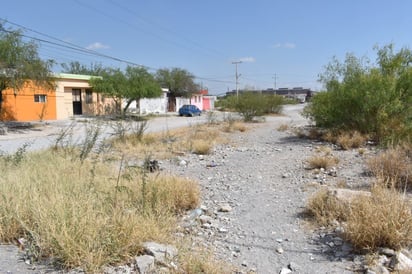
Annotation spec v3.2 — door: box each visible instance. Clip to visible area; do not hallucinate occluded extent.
[72,89,82,115]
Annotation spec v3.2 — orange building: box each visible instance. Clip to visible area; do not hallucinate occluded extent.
[0,73,116,121]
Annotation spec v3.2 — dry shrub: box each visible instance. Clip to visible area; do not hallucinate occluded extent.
[367,144,412,189]
[344,186,412,251]
[306,155,339,169]
[277,124,289,131]
[191,139,212,155]
[306,188,348,226]
[308,127,323,140]
[315,145,333,155]
[147,174,200,213]
[336,131,367,150]
[322,130,337,143]
[113,124,225,159]
[178,245,233,274]
[222,120,247,133]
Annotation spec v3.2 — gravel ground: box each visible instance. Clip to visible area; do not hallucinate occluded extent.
[163,108,369,274]
[0,105,372,273]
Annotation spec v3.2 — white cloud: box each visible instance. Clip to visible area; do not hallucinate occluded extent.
[273,42,296,49]
[238,57,256,63]
[86,42,110,50]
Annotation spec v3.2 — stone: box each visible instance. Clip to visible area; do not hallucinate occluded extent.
[218,203,232,212]
[288,261,299,271]
[135,255,155,274]
[179,160,187,166]
[279,267,292,274]
[276,247,284,254]
[395,250,412,271]
[199,215,213,224]
[378,247,396,257]
[329,188,371,203]
[0,126,7,135]
[143,242,178,266]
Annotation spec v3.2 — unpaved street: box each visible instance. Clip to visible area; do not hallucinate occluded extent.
[0,104,363,273]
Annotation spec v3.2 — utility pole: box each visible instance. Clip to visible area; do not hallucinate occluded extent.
[273,73,278,90]
[232,61,242,98]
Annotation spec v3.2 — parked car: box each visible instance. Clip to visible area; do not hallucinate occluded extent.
[178,105,202,116]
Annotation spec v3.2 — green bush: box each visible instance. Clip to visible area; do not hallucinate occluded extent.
[217,93,283,122]
[304,44,412,144]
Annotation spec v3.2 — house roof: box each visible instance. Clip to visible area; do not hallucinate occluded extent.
[53,73,102,81]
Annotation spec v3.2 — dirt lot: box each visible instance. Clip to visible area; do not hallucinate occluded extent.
[0,105,370,273]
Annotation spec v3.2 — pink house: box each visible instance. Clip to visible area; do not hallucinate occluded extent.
[199,90,216,111]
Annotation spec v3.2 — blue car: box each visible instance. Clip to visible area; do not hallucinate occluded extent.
[178,105,202,117]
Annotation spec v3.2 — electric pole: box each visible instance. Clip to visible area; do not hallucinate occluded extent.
[273,73,278,90]
[232,61,242,98]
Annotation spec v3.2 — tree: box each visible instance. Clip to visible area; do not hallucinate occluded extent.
[155,67,199,98]
[89,66,162,114]
[304,44,412,144]
[0,24,54,115]
[61,61,104,75]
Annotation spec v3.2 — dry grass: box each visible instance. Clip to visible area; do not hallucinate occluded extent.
[366,144,412,189]
[315,145,333,155]
[277,124,289,132]
[176,243,233,274]
[191,139,212,155]
[112,124,226,159]
[336,131,367,150]
[306,186,412,253]
[306,154,339,170]
[222,120,247,133]
[344,186,412,251]
[0,150,200,272]
[306,188,348,226]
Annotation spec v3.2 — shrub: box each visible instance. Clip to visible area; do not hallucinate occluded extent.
[366,144,412,189]
[304,44,412,145]
[191,139,212,155]
[219,93,284,122]
[306,188,348,226]
[344,186,412,251]
[306,154,339,169]
[336,131,367,150]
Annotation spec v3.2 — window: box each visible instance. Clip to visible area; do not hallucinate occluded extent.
[34,94,47,103]
[85,89,93,104]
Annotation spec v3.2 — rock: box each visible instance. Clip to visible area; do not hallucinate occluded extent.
[282,173,290,178]
[187,208,203,219]
[198,215,213,224]
[276,247,284,254]
[135,255,155,274]
[329,188,371,203]
[179,160,187,166]
[218,203,232,212]
[378,247,396,257]
[394,250,412,271]
[0,126,7,135]
[288,261,300,271]
[143,242,178,266]
[367,265,390,274]
[103,265,133,274]
[279,267,292,274]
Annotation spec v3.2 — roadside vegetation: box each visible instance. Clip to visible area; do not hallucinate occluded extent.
[0,117,248,272]
[216,92,284,121]
[303,44,412,258]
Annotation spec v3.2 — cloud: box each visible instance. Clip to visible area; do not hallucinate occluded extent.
[86,42,110,50]
[238,57,256,63]
[273,42,296,49]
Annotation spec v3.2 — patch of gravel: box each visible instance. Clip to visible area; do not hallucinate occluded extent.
[165,114,369,274]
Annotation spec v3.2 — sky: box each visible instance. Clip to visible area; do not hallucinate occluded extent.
[2,0,412,95]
